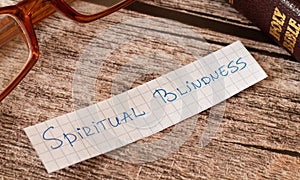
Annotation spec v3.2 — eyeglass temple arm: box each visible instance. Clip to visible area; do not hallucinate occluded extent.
[0,0,75,47]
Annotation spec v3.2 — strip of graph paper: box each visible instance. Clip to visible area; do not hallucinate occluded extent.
[24,41,267,173]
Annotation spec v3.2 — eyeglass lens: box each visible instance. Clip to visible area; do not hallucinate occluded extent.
[66,0,125,15]
[0,14,31,94]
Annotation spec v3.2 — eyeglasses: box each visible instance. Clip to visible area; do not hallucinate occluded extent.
[0,0,136,102]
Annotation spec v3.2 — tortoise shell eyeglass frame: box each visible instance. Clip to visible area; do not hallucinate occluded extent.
[0,0,136,102]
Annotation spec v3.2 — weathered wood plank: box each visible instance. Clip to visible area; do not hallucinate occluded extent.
[0,0,299,179]
[132,0,295,61]
[142,0,251,24]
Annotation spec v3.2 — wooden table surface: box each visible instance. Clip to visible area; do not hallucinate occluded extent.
[0,0,299,179]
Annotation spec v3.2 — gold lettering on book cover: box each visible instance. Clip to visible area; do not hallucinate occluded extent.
[269,7,286,41]
[283,18,300,53]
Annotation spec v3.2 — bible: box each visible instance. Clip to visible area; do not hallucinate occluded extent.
[227,0,300,61]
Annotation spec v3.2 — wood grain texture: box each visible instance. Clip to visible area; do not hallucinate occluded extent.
[0,0,299,179]
[143,0,251,23]
[133,0,293,59]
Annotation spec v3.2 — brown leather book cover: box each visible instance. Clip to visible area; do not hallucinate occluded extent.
[228,0,300,61]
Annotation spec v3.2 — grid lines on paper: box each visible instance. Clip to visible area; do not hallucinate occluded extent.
[24,41,267,173]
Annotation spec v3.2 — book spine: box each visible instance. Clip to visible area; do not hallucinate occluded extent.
[227,0,300,61]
